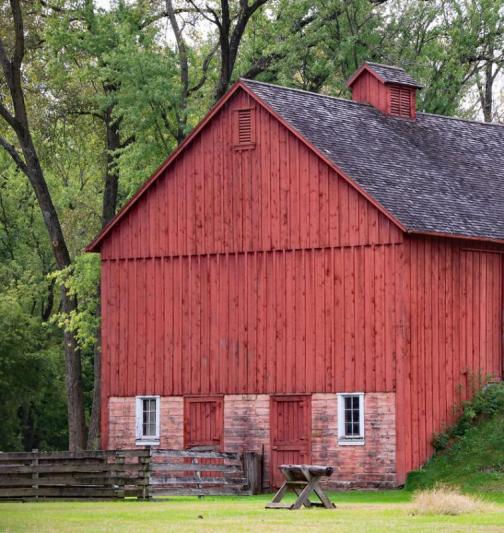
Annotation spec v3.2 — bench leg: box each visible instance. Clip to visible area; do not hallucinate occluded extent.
[271,482,289,503]
[292,486,312,508]
[312,482,336,509]
[291,481,317,510]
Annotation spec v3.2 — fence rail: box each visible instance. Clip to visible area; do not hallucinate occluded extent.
[0,449,261,500]
[0,449,150,500]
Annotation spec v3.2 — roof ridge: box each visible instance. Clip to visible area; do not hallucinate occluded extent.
[242,78,504,129]
[365,61,404,71]
[240,78,365,106]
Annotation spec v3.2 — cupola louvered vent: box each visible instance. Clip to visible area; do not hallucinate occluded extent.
[233,107,255,149]
[390,85,412,118]
[348,62,420,118]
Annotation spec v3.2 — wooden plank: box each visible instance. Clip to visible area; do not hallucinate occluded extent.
[150,463,241,473]
[151,487,245,496]
[0,476,147,487]
[0,448,149,460]
[0,487,120,498]
[150,476,246,486]
[0,464,145,474]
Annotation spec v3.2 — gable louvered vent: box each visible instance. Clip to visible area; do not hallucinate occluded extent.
[233,107,255,149]
[390,85,412,117]
[238,109,252,143]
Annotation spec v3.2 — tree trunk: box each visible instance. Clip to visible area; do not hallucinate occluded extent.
[87,104,121,449]
[482,61,493,123]
[102,107,120,225]
[87,291,102,449]
[62,288,87,451]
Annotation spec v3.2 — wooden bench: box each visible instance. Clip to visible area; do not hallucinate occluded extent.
[265,464,336,510]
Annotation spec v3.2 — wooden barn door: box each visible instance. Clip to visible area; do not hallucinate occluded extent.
[184,397,224,477]
[184,396,224,449]
[270,395,312,488]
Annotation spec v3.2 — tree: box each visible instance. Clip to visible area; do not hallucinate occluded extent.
[0,0,87,450]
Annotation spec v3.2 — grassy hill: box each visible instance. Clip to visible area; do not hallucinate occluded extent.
[406,382,504,493]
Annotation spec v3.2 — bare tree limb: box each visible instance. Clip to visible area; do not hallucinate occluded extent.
[188,41,219,95]
[0,135,28,175]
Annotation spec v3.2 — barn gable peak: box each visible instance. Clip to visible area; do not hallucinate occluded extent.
[347,62,422,119]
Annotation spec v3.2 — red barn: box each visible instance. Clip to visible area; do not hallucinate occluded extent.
[87,62,504,488]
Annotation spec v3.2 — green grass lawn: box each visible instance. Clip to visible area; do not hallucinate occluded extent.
[1,491,504,533]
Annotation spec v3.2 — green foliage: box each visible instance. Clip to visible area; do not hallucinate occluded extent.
[0,281,67,451]
[407,382,504,493]
[50,254,101,351]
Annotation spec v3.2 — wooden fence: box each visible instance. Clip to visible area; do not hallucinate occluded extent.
[0,449,261,500]
[150,449,261,496]
[0,449,150,500]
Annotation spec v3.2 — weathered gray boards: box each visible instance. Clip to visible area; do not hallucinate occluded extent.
[0,449,261,500]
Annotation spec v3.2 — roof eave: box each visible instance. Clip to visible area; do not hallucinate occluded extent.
[346,62,423,89]
[406,229,504,246]
[346,63,385,88]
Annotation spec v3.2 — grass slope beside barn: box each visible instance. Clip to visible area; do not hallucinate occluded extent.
[406,382,504,493]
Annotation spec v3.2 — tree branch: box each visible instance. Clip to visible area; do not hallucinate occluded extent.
[10,0,25,68]
[188,42,219,95]
[0,100,19,131]
[0,136,29,176]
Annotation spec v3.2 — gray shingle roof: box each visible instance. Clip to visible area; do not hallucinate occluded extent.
[364,62,423,88]
[243,79,504,241]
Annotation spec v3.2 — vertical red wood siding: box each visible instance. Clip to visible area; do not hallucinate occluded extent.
[99,88,404,414]
[395,237,503,481]
[100,90,401,260]
[101,245,403,398]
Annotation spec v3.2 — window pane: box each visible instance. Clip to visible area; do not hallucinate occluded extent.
[342,395,362,438]
[142,398,157,437]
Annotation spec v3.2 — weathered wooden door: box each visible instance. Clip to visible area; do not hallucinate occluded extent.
[184,396,224,450]
[270,395,312,488]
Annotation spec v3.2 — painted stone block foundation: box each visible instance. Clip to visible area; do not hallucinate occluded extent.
[107,392,396,488]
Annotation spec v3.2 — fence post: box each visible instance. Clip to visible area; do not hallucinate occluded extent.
[242,452,262,495]
[114,450,125,499]
[31,449,39,501]
[139,446,152,500]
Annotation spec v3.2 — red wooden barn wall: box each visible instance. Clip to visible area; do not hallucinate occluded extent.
[99,88,404,447]
[396,237,503,481]
[98,86,503,483]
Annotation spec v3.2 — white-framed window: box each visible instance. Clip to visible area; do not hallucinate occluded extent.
[135,396,160,445]
[337,393,365,445]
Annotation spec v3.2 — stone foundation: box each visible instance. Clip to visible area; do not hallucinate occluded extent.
[312,393,396,489]
[223,394,270,488]
[108,396,183,449]
[108,392,396,488]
